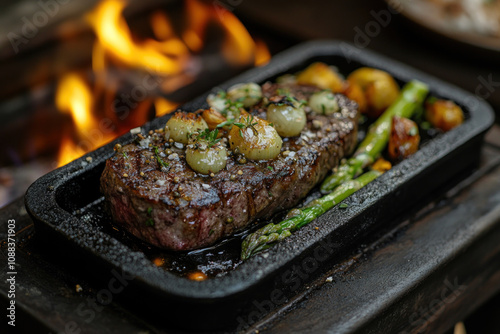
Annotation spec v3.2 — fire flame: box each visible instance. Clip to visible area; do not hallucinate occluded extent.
[55,0,270,167]
[56,73,116,165]
[87,0,185,75]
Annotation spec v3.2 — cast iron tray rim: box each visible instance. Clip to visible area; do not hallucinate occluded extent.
[25,40,495,301]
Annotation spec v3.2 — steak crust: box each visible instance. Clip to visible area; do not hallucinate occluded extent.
[100,84,359,251]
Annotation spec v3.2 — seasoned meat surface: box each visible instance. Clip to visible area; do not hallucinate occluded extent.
[100,84,359,251]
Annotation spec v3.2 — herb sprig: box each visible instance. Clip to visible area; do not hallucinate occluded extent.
[273,90,306,107]
[214,90,244,118]
[217,115,259,137]
[192,129,222,148]
[225,99,244,114]
[153,146,169,169]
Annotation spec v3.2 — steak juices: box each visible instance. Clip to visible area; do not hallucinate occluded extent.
[100,79,359,251]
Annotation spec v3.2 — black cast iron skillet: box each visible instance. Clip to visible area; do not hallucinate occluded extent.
[25,41,494,331]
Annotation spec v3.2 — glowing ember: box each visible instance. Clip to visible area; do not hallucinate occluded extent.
[55,0,270,167]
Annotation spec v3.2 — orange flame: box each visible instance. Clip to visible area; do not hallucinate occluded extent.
[254,39,271,67]
[87,0,184,75]
[55,0,270,167]
[154,97,180,117]
[55,73,116,165]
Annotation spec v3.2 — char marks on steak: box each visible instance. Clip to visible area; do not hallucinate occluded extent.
[100,84,359,251]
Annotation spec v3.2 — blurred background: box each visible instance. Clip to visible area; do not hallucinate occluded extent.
[0,0,499,332]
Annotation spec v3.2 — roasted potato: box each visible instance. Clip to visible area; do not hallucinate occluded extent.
[347,67,400,118]
[388,116,420,162]
[296,62,345,93]
[343,81,367,113]
[424,99,464,132]
[201,108,226,130]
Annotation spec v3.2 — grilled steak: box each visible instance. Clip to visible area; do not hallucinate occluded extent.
[100,84,359,251]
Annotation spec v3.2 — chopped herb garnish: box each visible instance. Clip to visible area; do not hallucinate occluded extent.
[421,121,431,130]
[267,166,274,171]
[226,99,244,109]
[339,203,349,209]
[244,115,258,127]
[216,90,227,99]
[285,95,296,104]
[223,99,244,117]
[234,122,245,129]
[238,115,259,136]
[211,89,243,117]
[217,115,259,137]
[209,229,214,236]
[147,207,153,216]
[426,96,438,105]
[146,218,154,226]
[276,88,289,95]
[268,191,273,197]
[216,119,236,128]
[153,146,169,169]
[193,129,221,148]
[275,91,306,107]
[216,118,245,129]
[122,152,128,159]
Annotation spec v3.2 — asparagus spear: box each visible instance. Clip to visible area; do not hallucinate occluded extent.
[241,170,382,260]
[320,80,429,193]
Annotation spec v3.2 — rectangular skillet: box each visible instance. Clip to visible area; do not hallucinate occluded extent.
[25,41,494,330]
